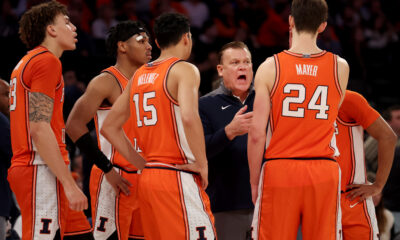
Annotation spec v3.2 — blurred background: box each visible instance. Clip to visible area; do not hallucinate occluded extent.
[0,0,399,113]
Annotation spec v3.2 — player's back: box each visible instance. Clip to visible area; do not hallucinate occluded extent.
[9,46,68,167]
[93,66,138,170]
[265,50,343,160]
[336,90,380,191]
[129,57,194,165]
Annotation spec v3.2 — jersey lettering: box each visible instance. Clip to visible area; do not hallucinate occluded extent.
[97,217,108,232]
[39,218,52,234]
[196,226,207,240]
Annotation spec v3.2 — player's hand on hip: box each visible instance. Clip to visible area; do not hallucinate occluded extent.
[64,183,88,211]
[346,183,382,201]
[225,105,253,140]
[105,169,132,196]
[176,162,208,189]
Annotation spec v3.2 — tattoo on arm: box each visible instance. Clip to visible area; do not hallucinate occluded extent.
[29,92,54,123]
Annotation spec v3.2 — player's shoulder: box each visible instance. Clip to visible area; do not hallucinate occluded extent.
[343,90,368,106]
[30,51,61,67]
[86,71,120,94]
[169,60,200,80]
[336,55,349,70]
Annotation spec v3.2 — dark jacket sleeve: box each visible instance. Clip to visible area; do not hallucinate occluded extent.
[199,100,231,160]
[0,113,12,168]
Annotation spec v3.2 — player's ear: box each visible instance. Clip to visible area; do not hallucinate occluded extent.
[317,22,327,34]
[288,15,295,30]
[118,41,126,54]
[47,24,57,37]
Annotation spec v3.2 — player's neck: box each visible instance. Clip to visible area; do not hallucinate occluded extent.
[288,31,322,55]
[114,60,139,80]
[156,46,187,62]
[40,39,63,58]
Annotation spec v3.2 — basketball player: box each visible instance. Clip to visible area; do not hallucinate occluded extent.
[248,0,348,239]
[336,90,396,240]
[66,21,152,239]
[101,13,216,239]
[7,1,88,239]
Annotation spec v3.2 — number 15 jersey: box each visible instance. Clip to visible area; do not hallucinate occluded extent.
[265,50,343,160]
[129,57,194,165]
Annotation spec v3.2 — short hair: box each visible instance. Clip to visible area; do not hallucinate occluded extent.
[106,20,149,58]
[291,0,328,34]
[382,105,400,121]
[218,41,251,64]
[19,0,68,49]
[153,13,190,49]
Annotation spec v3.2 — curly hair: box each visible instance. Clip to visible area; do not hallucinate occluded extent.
[106,20,149,59]
[19,0,68,49]
[154,13,190,49]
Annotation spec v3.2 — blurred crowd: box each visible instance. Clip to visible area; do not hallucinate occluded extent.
[1,0,399,111]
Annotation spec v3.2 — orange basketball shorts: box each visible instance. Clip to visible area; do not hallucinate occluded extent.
[341,194,379,240]
[252,159,342,240]
[138,162,216,240]
[90,166,144,240]
[8,165,69,240]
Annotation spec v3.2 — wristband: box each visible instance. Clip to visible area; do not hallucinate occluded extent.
[75,132,113,173]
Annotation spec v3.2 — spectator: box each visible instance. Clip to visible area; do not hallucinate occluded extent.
[199,41,254,240]
[92,3,118,40]
[182,0,209,30]
[0,79,12,240]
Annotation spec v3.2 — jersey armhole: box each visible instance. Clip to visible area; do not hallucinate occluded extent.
[270,54,280,98]
[162,59,182,105]
[333,54,343,98]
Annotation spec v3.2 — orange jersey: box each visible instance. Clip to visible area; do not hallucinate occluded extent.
[93,66,137,170]
[129,57,193,165]
[265,50,343,160]
[336,90,380,192]
[9,46,68,167]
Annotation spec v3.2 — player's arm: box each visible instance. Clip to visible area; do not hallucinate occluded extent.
[347,117,397,200]
[66,74,132,195]
[29,92,87,211]
[337,56,349,106]
[173,62,208,189]
[101,81,146,170]
[247,57,274,204]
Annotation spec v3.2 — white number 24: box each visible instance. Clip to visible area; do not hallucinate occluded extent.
[282,84,329,119]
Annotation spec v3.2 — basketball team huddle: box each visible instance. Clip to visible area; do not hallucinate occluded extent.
[6,0,397,240]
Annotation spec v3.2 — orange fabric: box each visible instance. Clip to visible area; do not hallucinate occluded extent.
[265,51,342,160]
[89,167,144,239]
[341,195,378,240]
[94,66,138,170]
[254,160,340,240]
[64,209,92,236]
[9,46,69,168]
[8,166,68,240]
[138,166,215,240]
[336,90,380,192]
[257,8,289,47]
[129,58,191,165]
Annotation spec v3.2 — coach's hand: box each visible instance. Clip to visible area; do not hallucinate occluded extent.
[225,105,253,140]
[176,162,208,189]
[64,181,88,211]
[345,182,383,202]
[105,169,132,196]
